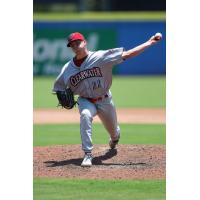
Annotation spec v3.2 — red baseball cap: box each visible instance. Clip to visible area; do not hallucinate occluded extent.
[67,32,85,47]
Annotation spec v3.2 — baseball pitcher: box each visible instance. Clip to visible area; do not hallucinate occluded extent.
[53,32,162,166]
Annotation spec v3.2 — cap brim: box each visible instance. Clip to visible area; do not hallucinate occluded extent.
[67,39,84,47]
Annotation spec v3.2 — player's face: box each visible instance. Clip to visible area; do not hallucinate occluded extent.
[70,40,86,54]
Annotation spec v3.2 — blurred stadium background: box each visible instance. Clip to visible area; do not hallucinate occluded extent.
[33,1,166,199]
[33,0,165,12]
[33,0,166,76]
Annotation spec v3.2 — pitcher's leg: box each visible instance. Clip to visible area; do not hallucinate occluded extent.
[96,97,120,142]
[78,97,97,154]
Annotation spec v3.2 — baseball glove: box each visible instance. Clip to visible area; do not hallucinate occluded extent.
[56,88,77,109]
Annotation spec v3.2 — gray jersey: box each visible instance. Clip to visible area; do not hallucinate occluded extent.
[53,47,124,98]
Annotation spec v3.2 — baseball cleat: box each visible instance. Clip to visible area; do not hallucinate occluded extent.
[109,139,119,149]
[109,133,120,149]
[81,153,93,167]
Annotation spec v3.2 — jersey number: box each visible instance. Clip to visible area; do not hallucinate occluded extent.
[92,80,102,90]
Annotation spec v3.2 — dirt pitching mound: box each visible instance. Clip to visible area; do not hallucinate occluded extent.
[34,144,165,180]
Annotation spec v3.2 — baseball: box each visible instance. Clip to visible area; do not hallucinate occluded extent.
[154,32,162,41]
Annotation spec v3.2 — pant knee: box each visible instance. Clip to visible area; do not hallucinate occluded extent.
[80,109,93,121]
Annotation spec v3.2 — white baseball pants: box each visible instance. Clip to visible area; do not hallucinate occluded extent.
[78,95,120,153]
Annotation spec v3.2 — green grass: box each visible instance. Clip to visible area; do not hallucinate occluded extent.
[34,179,165,200]
[33,124,165,146]
[33,11,166,21]
[112,76,165,108]
[33,76,58,108]
[33,76,165,108]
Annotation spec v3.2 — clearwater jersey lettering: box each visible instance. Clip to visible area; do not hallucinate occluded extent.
[70,67,102,87]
